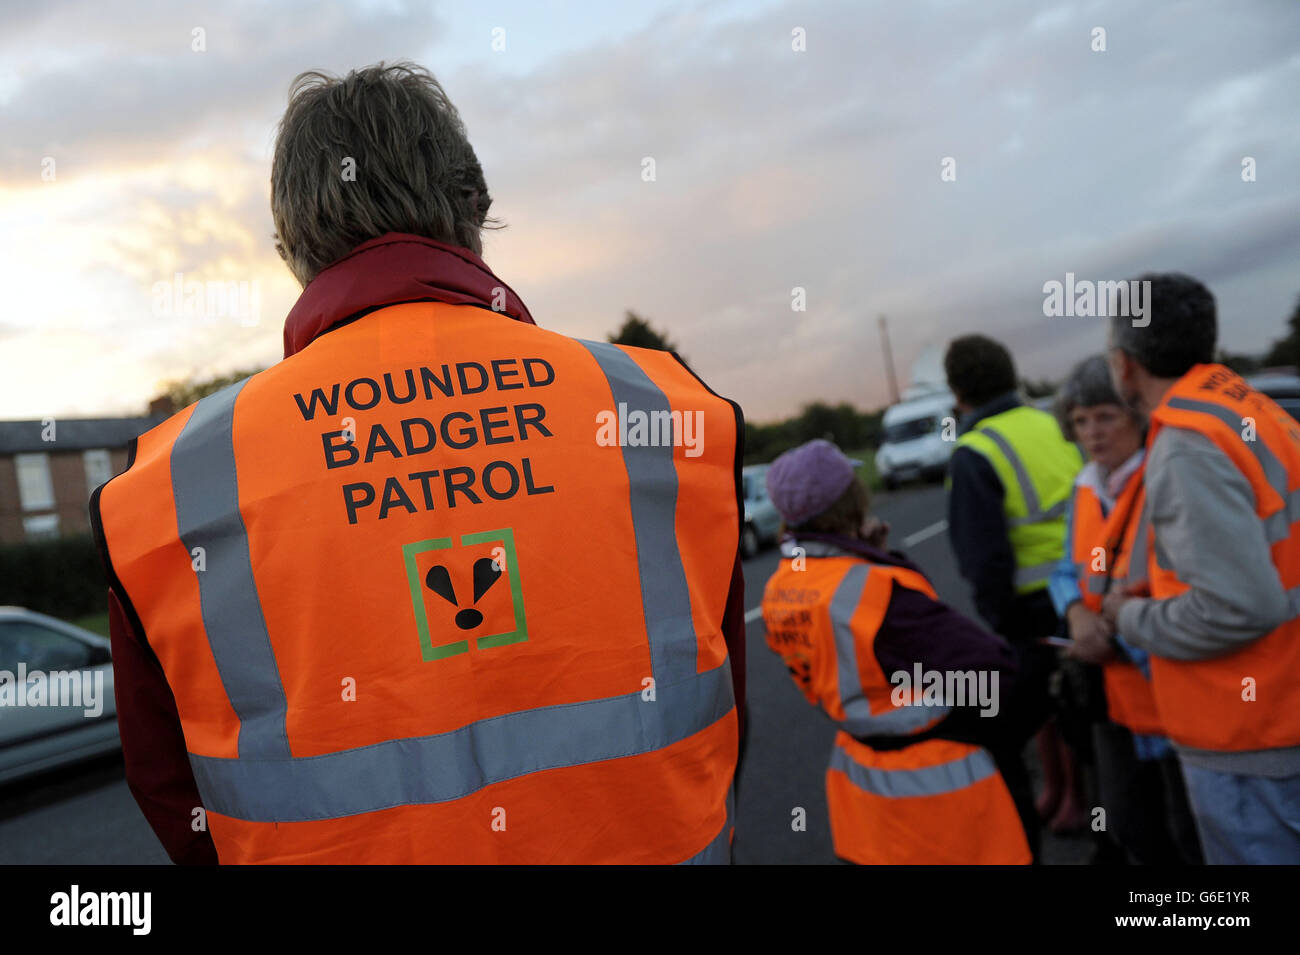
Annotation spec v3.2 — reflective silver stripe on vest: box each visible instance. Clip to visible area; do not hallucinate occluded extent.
[1287,583,1300,619]
[1165,396,1294,544]
[829,740,997,798]
[979,425,1048,525]
[173,352,735,825]
[172,380,290,760]
[1085,575,1109,595]
[579,339,699,685]
[681,785,734,864]
[190,663,735,821]
[1014,560,1056,589]
[830,565,950,735]
[1009,497,1067,528]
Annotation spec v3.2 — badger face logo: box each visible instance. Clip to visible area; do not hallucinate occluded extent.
[423,556,503,631]
[402,528,528,662]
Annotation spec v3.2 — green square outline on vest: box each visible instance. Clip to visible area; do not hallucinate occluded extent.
[402,527,529,661]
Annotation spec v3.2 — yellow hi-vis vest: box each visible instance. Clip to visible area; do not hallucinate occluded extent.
[953,405,1083,593]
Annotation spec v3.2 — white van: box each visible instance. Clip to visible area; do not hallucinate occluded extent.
[874,390,956,489]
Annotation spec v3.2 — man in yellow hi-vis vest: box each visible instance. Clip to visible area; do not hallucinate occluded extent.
[943,333,1084,851]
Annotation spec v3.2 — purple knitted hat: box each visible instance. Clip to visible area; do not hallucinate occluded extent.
[764,439,863,527]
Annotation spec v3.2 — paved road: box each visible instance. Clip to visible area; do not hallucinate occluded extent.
[0,482,1088,864]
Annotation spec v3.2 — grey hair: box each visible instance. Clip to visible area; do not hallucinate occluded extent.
[271,61,500,286]
[1109,272,1216,378]
[1055,354,1138,441]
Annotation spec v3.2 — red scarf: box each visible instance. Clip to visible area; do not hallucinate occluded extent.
[282,232,536,358]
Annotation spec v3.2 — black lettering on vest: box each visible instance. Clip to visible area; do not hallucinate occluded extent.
[408,470,441,509]
[378,476,418,520]
[480,406,512,445]
[514,403,551,439]
[483,461,520,500]
[384,369,417,404]
[523,357,555,387]
[401,417,436,455]
[441,411,477,449]
[345,377,381,410]
[1200,368,1233,392]
[364,423,402,463]
[444,466,482,507]
[420,365,455,399]
[523,457,554,495]
[492,358,523,390]
[457,362,489,394]
[323,430,360,469]
[294,384,340,421]
[343,482,375,524]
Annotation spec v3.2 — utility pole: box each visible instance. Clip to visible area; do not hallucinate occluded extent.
[878,314,900,405]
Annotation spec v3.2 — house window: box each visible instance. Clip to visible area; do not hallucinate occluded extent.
[83,449,113,496]
[22,513,59,540]
[14,453,55,511]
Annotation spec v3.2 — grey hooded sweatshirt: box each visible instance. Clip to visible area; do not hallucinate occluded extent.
[1117,425,1300,777]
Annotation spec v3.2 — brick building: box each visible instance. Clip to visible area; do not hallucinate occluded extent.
[0,407,170,545]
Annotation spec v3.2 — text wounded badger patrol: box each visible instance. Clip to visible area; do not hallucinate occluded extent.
[293,357,558,523]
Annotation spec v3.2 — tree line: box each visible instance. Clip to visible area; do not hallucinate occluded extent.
[158,296,1300,465]
[1217,294,1300,374]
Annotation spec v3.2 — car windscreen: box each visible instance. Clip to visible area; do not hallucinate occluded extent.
[882,416,937,444]
[0,620,94,672]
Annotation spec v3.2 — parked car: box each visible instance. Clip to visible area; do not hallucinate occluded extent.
[1249,370,1300,421]
[0,608,117,786]
[741,464,783,559]
[875,390,956,489]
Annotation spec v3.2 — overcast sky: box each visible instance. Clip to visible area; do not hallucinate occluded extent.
[2,0,1298,422]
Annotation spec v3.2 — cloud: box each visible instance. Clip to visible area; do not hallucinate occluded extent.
[0,0,446,180]
[3,0,1299,424]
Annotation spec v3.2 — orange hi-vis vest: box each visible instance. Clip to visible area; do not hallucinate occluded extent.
[91,301,741,863]
[1142,363,1300,751]
[762,555,1031,864]
[1074,470,1164,735]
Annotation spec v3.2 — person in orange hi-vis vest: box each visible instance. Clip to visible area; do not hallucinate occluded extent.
[1104,272,1300,864]
[760,439,1032,864]
[90,62,744,864]
[1047,355,1201,864]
